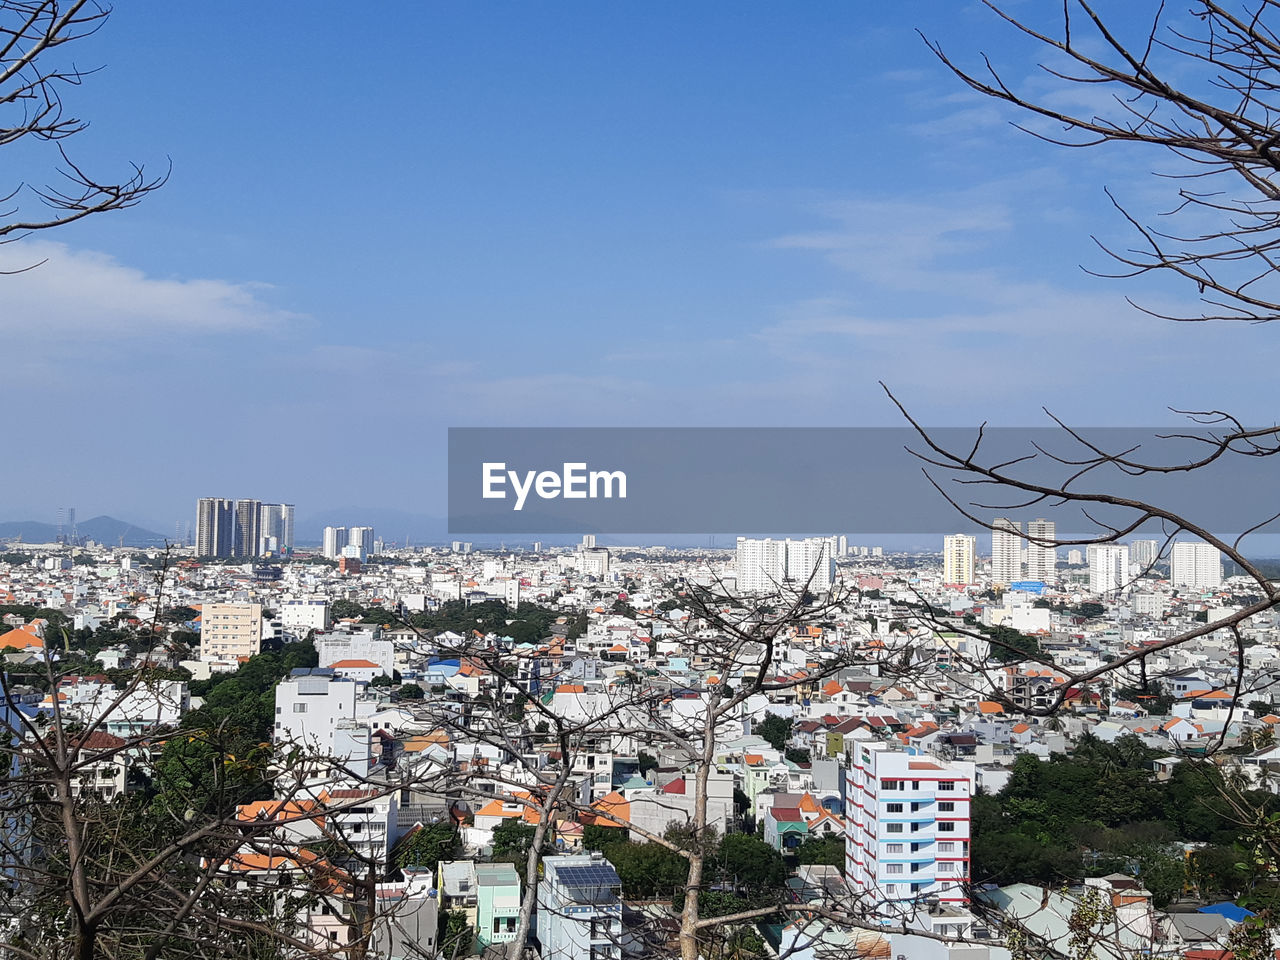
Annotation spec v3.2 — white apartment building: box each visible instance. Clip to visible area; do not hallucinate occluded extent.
[736,538,785,594]
[784,537,835,592]
[578,547,611,579]
[942,535,976,586]
[322,526,348,559]
[536,855,622,960]
[990,519,1022,586]
[1025,518,1057,584]
[845,742,975,915]
[1088,544,1131,596]
[315,628,395,678]
[1129,539,1159,572]
[348,526,376,558]
[273,668,370,757]
[281,599,330,636]
[736,537,835,594]
[199,603,263,660]
[1170,540,1223,590]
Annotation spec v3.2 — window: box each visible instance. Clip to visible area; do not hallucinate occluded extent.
[939,780,956,791]
[293,703,307,714]
[938,862,954,873]
[885,823,904,834]
[885,843,904,853]
[938,801,955,812]
[938,821,956,832]
[885,864,903,875]
[886,803,903,813]
[937,842,955,853]
[882,780,900,791]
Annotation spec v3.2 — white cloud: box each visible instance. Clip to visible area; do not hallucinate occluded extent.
[0,240,302,340]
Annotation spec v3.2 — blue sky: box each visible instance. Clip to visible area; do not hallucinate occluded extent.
[4,2,1277,538]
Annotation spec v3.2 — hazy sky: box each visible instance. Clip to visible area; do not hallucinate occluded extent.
[4,2,1276,536]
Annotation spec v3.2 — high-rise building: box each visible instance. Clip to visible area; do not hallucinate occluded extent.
[232,499,262,558]
[784,537,835,592]
[943,534,976,586]
[1025,518,1057,584]
[735,538,785,594]
[258,503,295,555]
[1129,538,1159,573]
[735,537,835,594]
[838,535,848,558]
[1067,548,1083,565]
[196,498,235,558]
[1088,543,1131,596]
[323,526,348,560]
[349,526,376,558]
[1170,541,1223,590]
[845,742,974,913]
[581,534,596,549]
[990,518,1022,586]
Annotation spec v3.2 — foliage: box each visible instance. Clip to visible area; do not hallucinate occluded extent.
[600,839,688,899]
[438,910,472,959]
[491,819,539,863]
[755,713,791,752]
[395,821,459,871]
[716,833,787,898]
[795,834,844,868]
[984,624,1042,664]
[972,734,1278,903]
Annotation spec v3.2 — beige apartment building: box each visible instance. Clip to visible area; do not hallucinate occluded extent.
[200,602,263,660]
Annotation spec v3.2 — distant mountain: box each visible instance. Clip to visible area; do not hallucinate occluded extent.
[0,515,168,547]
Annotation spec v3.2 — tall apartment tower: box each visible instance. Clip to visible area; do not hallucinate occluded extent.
[258,503,295,554]
[784,537,835,592]
[1088,543,1131,596]
[195,498,235,558]
[1025,518,1057,584]
[232,499,262,558]
[735,537,785,594]
[990,518,1022,586]
[845,741,974,914]
[1129,539,1159,573]
[348,526,376,558]
[942,534,976,586]
[1170,541,1223,590]
[323,526,348,560]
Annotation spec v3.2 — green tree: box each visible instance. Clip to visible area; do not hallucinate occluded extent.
[395,821,459,871]
[716,834,787,899]
[755,714,791,752]
[795,834,844,868]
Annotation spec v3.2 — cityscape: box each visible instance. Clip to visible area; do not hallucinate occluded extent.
[5,2,1280,960]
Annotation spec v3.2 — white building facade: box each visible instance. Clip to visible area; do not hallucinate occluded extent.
[845,742,975,916]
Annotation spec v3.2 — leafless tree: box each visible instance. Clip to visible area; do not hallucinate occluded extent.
[924,0,1280,321]
[1,1,164,261]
